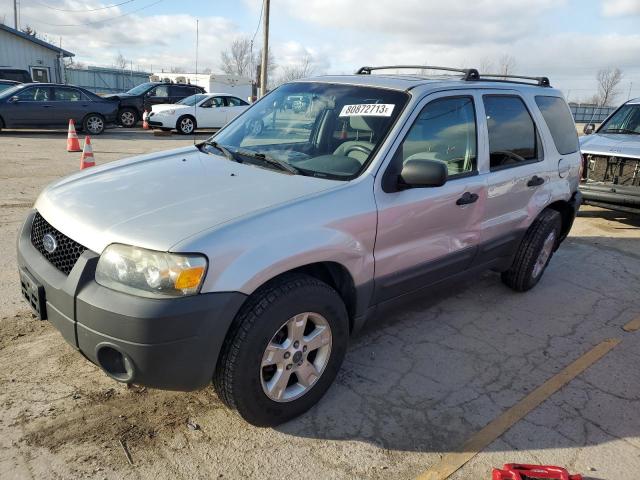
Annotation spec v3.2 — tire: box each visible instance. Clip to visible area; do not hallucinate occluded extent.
[501,209,562,292]
[176,115,196,135]
[246,118,263,136]
[118,108,138,128]
[82,114,105,135]
[214,273,349,427]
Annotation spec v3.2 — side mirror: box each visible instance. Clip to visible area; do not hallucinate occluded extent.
[583,123,595,135]
[398,159,448,189]
[8,96,19,103]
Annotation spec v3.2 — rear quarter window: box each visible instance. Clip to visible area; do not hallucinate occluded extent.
[534,96,579,155]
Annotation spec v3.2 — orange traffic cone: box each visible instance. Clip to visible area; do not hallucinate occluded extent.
[79,136,95,169]
[67,119,81,152]
[142,110,150,130]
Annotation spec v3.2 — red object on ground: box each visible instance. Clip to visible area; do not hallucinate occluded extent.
[492,464,583,480]
[79,136,95,169]
[66,119,81,152]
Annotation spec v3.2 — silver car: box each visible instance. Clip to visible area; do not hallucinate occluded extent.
[17,66,582,426]
[580,97,640,214]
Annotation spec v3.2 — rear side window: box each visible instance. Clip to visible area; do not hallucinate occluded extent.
[55,88,83,101]
[171,85,200,97]
[226,96,248,107]
[483,95,539,170]
[535,96,579,155]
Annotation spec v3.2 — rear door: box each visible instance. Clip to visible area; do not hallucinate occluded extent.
[224,96,249,123]
[53,87,90,125]
[476,91,550,265]
[373,91,487,303]
[5,86,54,126]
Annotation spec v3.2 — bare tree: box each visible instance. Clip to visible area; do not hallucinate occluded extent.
[220,38,253,77]
[278,53,315,84]
[170,66,186,73]
[498,54,516,78]
[479,57,494,74]
[114,52,128,70]
[595,67,623,106]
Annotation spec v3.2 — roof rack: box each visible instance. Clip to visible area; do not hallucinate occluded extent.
[356,65,480,81]
[475,74,551,87]
[355,65,551,87]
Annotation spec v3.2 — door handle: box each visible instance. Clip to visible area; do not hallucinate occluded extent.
[42,105,52,108]
[456,192,479,206]
[527,175,545,187]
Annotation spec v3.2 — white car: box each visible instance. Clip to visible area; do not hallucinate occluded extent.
[147,93,250,134]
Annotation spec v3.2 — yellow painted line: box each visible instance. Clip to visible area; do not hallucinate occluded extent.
[623,316,640,333]
[416,338,621,480]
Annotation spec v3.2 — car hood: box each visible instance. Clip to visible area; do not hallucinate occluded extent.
[580,133,640,158]
[34,146,341,253]
[151,103,189,114]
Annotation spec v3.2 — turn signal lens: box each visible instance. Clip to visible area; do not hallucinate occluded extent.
[175,266,206,290]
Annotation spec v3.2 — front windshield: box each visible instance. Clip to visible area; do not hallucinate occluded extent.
[0,85,22,98]
[125,82,154,95]
[599,104,640,134]
[178,94,208,106]
[208,82,409,179]
[0,83,18,94]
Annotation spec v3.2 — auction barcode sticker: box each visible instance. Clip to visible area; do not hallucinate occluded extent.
[339,104,395,117]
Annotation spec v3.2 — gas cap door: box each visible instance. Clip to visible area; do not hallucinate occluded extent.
[558,158,570,178]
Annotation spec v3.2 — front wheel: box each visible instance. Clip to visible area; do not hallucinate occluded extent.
[118,108,138,128]
[501,209,562,292]
[82,114,105,135]
[214,274,348,426]
[176,115,196,135]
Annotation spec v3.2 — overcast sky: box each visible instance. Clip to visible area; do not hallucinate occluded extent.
[2,0,640,103]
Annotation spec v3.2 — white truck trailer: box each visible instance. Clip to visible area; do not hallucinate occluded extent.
[150,72,253,100]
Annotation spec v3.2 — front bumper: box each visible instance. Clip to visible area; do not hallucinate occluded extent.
[17,210,247,391]
[580,182,640,213]
[147,113,171,128]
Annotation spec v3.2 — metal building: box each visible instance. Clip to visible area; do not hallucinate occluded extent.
[65,66,152,94]
[0,24,74,83]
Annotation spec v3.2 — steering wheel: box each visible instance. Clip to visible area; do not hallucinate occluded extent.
[344,144,373,158]
[493,150,526,164]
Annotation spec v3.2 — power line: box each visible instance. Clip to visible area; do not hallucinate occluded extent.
[34,0,137,12]
[251,0,264,44]
[25,0,162,27]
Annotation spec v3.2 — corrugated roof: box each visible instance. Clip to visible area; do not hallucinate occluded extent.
[0,23,74,57]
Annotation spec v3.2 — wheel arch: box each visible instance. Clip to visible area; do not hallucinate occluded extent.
[545,199,576,244]
[177,113,197,129]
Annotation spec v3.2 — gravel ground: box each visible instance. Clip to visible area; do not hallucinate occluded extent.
[0,129,639,480]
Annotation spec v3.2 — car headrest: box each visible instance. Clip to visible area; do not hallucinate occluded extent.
[349,116,374,132]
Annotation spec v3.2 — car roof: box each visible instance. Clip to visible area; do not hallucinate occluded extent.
[295,73,563,96]
[627,97,640,105]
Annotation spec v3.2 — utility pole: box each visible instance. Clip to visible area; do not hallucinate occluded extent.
[14,0,19,29]
[259,0,270,97]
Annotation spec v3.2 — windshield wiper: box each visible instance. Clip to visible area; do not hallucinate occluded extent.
[203,141,240,162]
[602,128,640,134]
[235,149,300,175]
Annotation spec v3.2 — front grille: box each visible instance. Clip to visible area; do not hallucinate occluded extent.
[586,154,640,186]
[31,212,87,275]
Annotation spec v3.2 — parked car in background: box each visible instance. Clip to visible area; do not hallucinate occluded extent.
[0,79,21,93]
[147,93,249,134]
[580,96,640,214]
[17,66,582,427]
[104,82,205,128]
[0,68,32,83]
[0,83,119,134]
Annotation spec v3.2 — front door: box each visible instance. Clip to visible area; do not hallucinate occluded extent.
[5,86,54,126]
[198,96,227,128]
[373,92,486,303]
[144,85,171,109]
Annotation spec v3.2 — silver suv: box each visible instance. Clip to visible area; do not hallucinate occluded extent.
[17,66,582,426]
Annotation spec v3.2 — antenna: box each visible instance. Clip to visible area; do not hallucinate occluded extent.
[194,19,199,145]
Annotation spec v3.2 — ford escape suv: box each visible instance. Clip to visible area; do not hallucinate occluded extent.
[17,66,582,426]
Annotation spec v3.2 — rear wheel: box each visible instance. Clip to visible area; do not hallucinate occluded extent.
[82,114,105,135]
[501,209,562,292]
[118,108,138,128]
[214,274,348,426]
[176,115,196,135]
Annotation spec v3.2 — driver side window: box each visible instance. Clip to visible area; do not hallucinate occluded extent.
[399,96,477,178]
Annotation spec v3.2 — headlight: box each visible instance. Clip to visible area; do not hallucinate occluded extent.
[96,244,207,298]
[166,109,175,115]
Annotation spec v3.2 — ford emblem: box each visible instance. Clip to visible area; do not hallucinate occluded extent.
[42,233,58,253]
